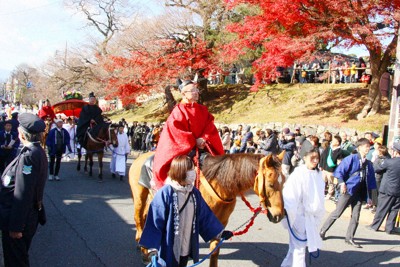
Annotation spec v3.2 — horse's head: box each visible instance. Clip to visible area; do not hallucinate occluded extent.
[254,152,285,223]
[108,124,119,148]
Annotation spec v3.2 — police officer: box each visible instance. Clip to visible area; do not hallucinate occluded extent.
[0,113,48,267]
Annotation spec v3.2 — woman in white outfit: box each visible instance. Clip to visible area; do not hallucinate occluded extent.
[281,147,325,267]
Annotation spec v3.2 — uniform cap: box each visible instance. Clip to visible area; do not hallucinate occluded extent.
[55,118,63,123]
[19,113,46,134]
[392,142,400,152]
[89,92,96,98]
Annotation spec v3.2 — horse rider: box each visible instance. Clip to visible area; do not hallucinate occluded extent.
[151,80,224,190]
[38,99,56,122]
[76,92,104,148]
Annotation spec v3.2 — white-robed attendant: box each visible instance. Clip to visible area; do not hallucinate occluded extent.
[281,147,325,267]
[110,124,130,180]
[63,118,77,160]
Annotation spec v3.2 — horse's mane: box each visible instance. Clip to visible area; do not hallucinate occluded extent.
[202,153,264,195]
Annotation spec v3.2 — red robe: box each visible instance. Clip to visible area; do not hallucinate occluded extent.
[38,106,56,121]
[152,102,224,190]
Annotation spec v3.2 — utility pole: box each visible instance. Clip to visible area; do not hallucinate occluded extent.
[387,28,400,147]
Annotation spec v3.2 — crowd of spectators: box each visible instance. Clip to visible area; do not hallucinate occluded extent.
[215,124,397,216]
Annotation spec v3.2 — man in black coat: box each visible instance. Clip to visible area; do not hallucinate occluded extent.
[368,142,400,235]
[0,113,48,267]
[76,92,103,148]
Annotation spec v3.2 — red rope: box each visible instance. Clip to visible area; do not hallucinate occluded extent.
[233,207,262,236]
[240,194,268,215]
[195,148,200,189]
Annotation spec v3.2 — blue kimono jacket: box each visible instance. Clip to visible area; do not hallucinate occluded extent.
[139,185,224,267]
[333,153,376,200]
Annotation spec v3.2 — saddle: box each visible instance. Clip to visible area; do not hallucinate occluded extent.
[138,154,155,189]
[139,151,208,190]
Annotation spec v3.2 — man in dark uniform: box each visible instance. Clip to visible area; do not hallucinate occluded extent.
[76,92,103,148]
[0,113,48,267]
[0,112,8,132]
[9,111,19,133]
[0,121,19,175]
[367,142,400,235]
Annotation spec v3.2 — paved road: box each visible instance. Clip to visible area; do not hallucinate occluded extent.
[14,153,400,267]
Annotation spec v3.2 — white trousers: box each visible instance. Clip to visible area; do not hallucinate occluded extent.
[281,230,307,267]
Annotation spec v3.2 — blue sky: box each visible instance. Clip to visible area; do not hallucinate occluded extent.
[0,0,161,80]
[0,0,369,81]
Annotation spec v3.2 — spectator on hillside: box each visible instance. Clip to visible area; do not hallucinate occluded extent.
[279,132,296,179]
[231,64,238,84]
[258,129,278,156]
[239,126,253,153]
[245,141,256,154]
[230,139,241,154]
[357,57,366,81]
[340,132,354,157]
[319,135,345,200]
[221,126,231,154]
[231,125,242,146]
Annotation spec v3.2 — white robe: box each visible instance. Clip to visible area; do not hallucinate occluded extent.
[110,132,130,176]
[281,165,325,267]
[64,124,77,156]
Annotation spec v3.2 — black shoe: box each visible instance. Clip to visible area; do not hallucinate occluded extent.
[386,230,399,235]
[320,231,327,241]
[112,173,116,178]
[345,239,362,248]
[120,175,123,181]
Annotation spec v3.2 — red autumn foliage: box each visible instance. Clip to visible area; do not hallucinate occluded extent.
[224,0,399,94]
[101,38,215,106]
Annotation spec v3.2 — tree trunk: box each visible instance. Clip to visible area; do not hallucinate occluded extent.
[357,75,381,119]
[357,50,389,119]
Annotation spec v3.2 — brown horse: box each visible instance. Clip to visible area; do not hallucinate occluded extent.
[129,152,285,267]
[77,123,118,181]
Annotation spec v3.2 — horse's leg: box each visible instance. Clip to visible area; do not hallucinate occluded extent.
[98,152,103,181]
[84,153,88,173]
[77,148,81,171]
[134,186,150,245]
[89,153,93,177]
[209,239,221,267]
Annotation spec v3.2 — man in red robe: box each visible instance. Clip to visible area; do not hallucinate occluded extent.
[152,81,224,190]
[38,99,56,121]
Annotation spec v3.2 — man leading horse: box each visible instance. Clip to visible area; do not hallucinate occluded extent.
[151,80,224,190]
